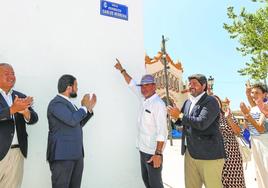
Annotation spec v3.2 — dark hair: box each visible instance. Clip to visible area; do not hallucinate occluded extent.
[0,63,12,68]
[58,74,76,93]
[251,83,268,93]
[188,74,207,91]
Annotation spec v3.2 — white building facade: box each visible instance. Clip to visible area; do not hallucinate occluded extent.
[0,0,144,187]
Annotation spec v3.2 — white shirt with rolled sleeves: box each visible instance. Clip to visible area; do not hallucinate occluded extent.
[128,79,168,155]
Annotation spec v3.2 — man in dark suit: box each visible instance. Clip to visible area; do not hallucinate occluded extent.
[168,74,225,188]
[47,74,97,188]
[0,63,38,188]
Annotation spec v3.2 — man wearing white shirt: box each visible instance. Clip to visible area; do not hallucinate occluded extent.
[115,59,168,188]
[0,63,38,188]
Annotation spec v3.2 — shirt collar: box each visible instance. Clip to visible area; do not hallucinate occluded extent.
[144,93,158,102]
[0,88,13,96]
[189,91,205,104]
[58,93,72,103]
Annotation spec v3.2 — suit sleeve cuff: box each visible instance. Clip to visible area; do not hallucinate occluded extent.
[81,106,88,113]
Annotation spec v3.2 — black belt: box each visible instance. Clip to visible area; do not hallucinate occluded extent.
[11,144,20,149]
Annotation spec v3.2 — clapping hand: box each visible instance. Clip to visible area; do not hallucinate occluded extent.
[224,108,232,119]
[81,93,97,112]
[88,94,97,112]
[240,102,250,116]
[10,96,33,120]
[10,96,33,114]
[245,81,251,96]
[167,105,181,120]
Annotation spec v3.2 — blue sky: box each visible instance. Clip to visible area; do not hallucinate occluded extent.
[144,0,262,109]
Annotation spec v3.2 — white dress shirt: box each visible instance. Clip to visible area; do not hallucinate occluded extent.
[0,89,19,145]
[189,92,206,114]
[185,91,205,146]
[128,79,168,155]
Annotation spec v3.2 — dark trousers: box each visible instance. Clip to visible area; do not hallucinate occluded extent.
[139,151,164,188]
[49,158,84,188]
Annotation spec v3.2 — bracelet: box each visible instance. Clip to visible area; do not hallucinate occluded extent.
[121,69,126,74]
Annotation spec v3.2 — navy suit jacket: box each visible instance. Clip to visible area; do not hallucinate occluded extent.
[176,93,225,160]
[0,90,39,160]
[46,95,93,162]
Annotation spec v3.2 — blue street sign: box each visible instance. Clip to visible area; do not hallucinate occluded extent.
[100,0,128,21]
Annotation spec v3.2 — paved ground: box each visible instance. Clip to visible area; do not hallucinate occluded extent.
[162,139,258,188]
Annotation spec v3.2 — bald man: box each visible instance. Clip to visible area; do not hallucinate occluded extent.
[0,63,38,188]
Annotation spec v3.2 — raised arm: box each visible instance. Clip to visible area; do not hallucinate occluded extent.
[240,102,265,133]
[245,83,256,107]
[114,58,132,84]
[225,108,241,135]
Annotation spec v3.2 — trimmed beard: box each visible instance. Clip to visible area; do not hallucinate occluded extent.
[70,92,77,98]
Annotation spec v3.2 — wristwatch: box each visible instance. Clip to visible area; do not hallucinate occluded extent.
[155,150,162,156]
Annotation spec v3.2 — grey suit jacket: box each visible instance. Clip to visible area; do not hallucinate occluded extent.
[176,93,225,160]
[46,95,93,162]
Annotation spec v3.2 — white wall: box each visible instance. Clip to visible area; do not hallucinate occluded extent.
[0,0,145,187]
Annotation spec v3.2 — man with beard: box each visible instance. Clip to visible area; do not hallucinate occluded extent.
[46,74,96,188]
[167,74,225,188]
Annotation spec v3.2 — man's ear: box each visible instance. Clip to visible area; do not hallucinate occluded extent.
[66,85,72,92]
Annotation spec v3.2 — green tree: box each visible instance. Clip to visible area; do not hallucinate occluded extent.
[223,0,268,84]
